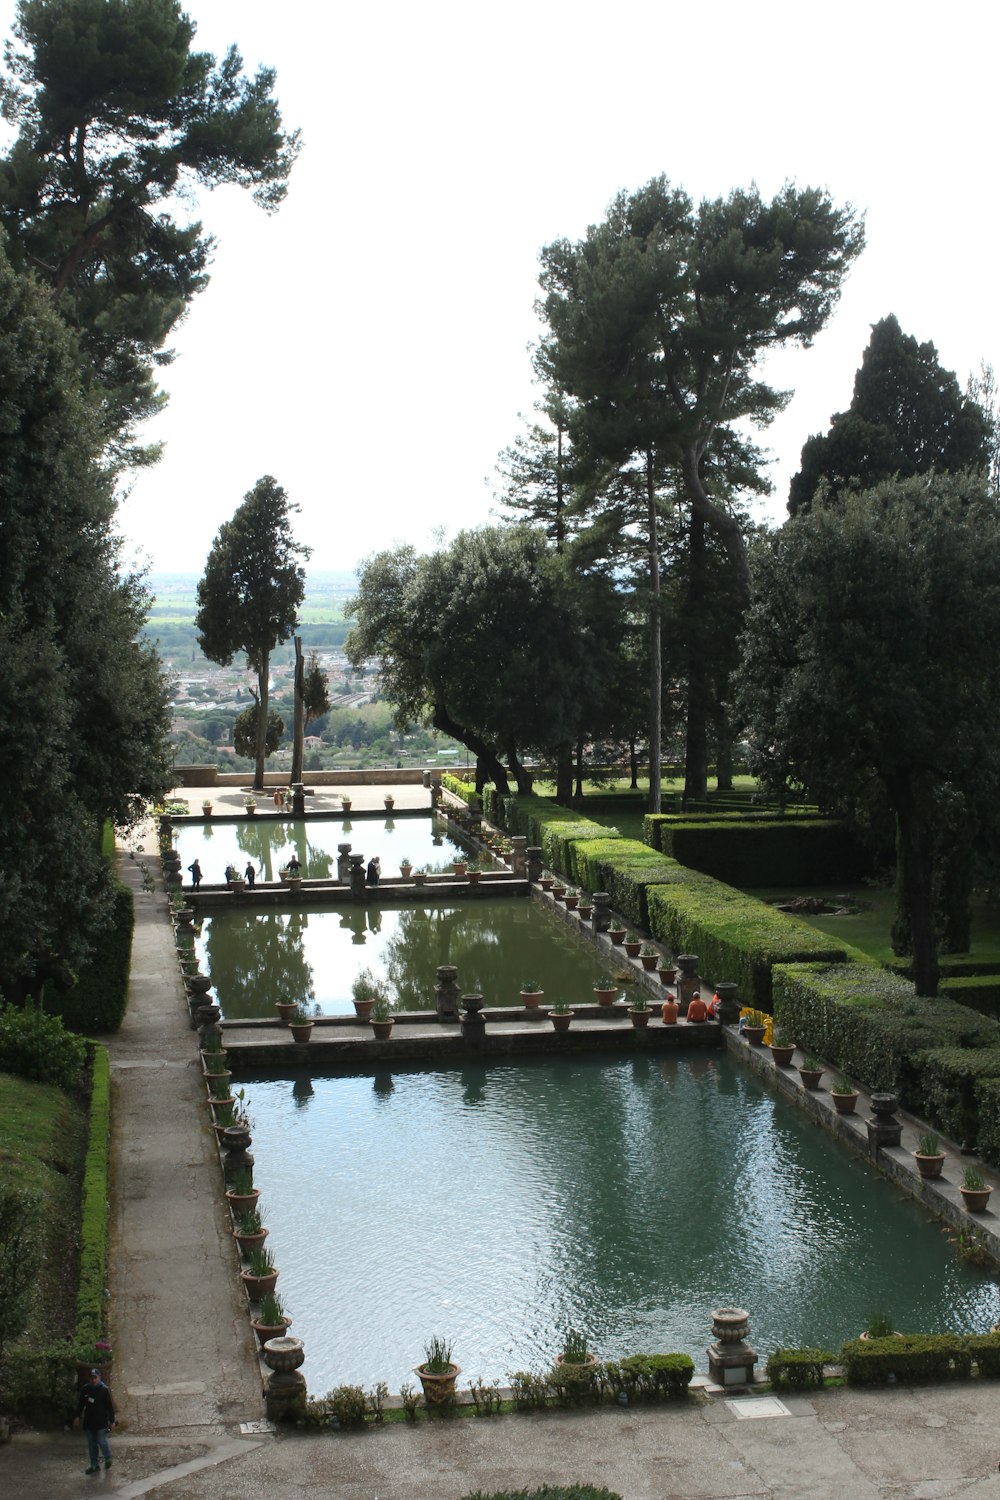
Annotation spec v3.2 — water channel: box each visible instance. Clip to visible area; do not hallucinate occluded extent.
[243,1050,1000,1393]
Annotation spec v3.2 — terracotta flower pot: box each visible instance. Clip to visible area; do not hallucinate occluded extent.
[234,1227,269,1256]
[226,1188,260,1216]
[415,1362,460,1405]
[623,941,641,958]
[593,987,618,1007]
[371,1018,394,1040]
[657,966,676,986]
[563,894,579,911]
[549,1010,574,1032]
[275,1002,297,1022]
[539,878,554,892]
[831,1090,859,1115]
[798,1067,824,1090]
[960,1184,993,1213]
[353,999,376,1020]
[288,1021,314,1043]
[608,929,626,945]
[240,1268,279,1300]
[743,1025,766,1046]
[769,1044,795,1066]
[639,954,658,971]
[251,1316,291,1347]
[914,1151,945,1179]
[520,990,543,1009]
[630,1007,651,1028]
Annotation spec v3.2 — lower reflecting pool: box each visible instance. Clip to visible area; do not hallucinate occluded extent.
[244,1051,999,1393]
[197,899,624,1017]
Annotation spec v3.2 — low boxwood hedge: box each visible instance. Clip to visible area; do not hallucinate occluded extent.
[773,963,1000,1108]
[940,975,1000,1018]
[0,1005,88,1089]
[975,1077,1000,1168]
[966,1332,1000,1377]
[646,877,854,1011]
[842,1333,971,1385]
[765,1348,836,1390]
[651,818,872,888]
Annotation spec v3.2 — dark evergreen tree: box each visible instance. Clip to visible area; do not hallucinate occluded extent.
[789,315,992,513]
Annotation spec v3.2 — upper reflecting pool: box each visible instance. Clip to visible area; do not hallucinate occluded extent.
[244,1050,1000,1393]
[194,899,623,1018]
[172,813,471,885]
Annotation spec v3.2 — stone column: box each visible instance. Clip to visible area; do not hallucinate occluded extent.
[435,964,461,1021]
[591,892,612,933]
[676,953,700,1014]
[713,981,740,1026]
[349,853,366,902]
[460,994,487,1043]
[510,836,527,878]
[337,843,352,884]
[526,847,543,883]
[291,782,306,817]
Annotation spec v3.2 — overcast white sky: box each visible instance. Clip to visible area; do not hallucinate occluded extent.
[5,0,998,577]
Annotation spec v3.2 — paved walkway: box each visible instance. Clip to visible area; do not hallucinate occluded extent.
[4,785,1000,1497]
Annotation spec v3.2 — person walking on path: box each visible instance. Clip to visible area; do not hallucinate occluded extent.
[366,856,380,887]
[188,858,202,889]
[74,1368,116,1474]
[244,861,257,888]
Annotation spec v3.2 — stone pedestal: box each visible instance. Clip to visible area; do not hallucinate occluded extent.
[526,847,543,883]
[676,954,700,1014]
[713,981,740,1026]
[460,994,487,1043]
[291,782,306,817]
[591,892,611,933]
[435,964,461,1021]
[510,836,527,878]
[337,843,352,883]
[221,1124,254,1183]
[707,1307,758,1387]
[349,853,366,902]
[866,1092,902,1151]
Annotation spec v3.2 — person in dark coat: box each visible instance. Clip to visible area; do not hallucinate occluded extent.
[187,858,202,889]
[366,857,381,887]
[244,861,256,888]
[75,1368,116,1473]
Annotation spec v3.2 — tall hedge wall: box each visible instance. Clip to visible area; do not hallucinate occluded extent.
[646,818,872,887]
[49,880,134,1034]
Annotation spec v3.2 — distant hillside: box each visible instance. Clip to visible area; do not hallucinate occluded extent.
[142,571,358,661]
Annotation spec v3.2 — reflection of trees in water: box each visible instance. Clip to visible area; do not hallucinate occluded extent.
[234,819,333,881]
[204,909,315,1019]
[382,905,518,1007]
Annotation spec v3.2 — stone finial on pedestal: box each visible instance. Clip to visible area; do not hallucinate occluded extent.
[291,782,306,817]
[866,1092,902,1151]
[510,836,527,878]
[713,981,740,1025]
[337,843,352,883]
[526,847,543,883]
[460,993,487,1043]
[591,892,612,933]
[349,853,366,902]
[263,1336,307,1422]
[435,965,461,1021]
[676,954,700,1013]
[707,1307,758,1388]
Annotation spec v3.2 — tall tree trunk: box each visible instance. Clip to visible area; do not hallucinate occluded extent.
[505,740,532,796]
[254,650,270,792]
[555,742,573,804]
[290,635,305,786]
[629,737,639,790]
[431,704,510,794]
[890,775,939,996]
[574,736,584,801]
[715,710,734,791]
[645,452,662,813]
[683,511,708,804]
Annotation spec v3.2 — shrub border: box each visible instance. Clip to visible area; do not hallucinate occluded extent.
[74,1043,111,1354]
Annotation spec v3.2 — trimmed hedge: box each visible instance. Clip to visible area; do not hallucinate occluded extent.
[646,877,855,1012]
[772,963,1000,1112]
[651,818,872,888]
[74,1044,111,1358]
[842,1333,971,1385]
[765,1348,836,1390]
[967,1332,1000,1377]
[49,880,134,1034]
[940,975,1000,1018]
[920,1047,1000,1149]
[571,839,681,928]
[975,1077,1000,1168]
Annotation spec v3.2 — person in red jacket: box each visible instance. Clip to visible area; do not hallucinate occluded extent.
[686,994,709,1023]
[74,1368,116,1474]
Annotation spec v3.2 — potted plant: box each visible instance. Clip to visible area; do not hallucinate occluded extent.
[629,997,652,1029]
[549,995,574,1032]
[623,933,642,958]
[860,1308,898,1341]
[233,1207,268,1257]
[638,943,659,972]
[453,858,468,878]
[607,925,626,945]
[657,962,676,986]
[467,857,484,886]
[539,874,555,892]
[251,1290,291,1348]
[225,1169,259,1218]
[563,888,580,911]
[398,856,413,880]
[830,1075,859,1114]
[275,998,297,1022]
[553,1326,599,1377]
[742,1009,768,1045]
[798,1055,824,1089]
[201,799,213,817]
[520,979,544,1009]
[240,1245,278,1301]
[370,993,395,1040]
[340,795,352,813]
[225,863,245,889]
[413,869,427,886]
[593,982,619,1007]
[244,795,257,815]
[960,1167,993,1212]
[577,897,593,921]
[288,1002,315,1043]
[351,968,383,1020]
[384,794,395,811]
[415,1335,460,1406]
[769,1032,795,1067]
[914,1131,946,1179]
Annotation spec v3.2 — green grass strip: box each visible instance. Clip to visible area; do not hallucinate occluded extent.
[74,1044,111,1355]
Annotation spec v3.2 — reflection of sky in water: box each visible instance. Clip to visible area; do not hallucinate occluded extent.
[197,899,625,1018]
[246,1050,1000,1392]
[173,814,468,885]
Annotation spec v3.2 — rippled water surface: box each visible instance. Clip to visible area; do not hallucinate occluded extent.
[245,1052,999,1392]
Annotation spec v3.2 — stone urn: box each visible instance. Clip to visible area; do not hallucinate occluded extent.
[262,1335,305,1374]
[711,1307,750,1344]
